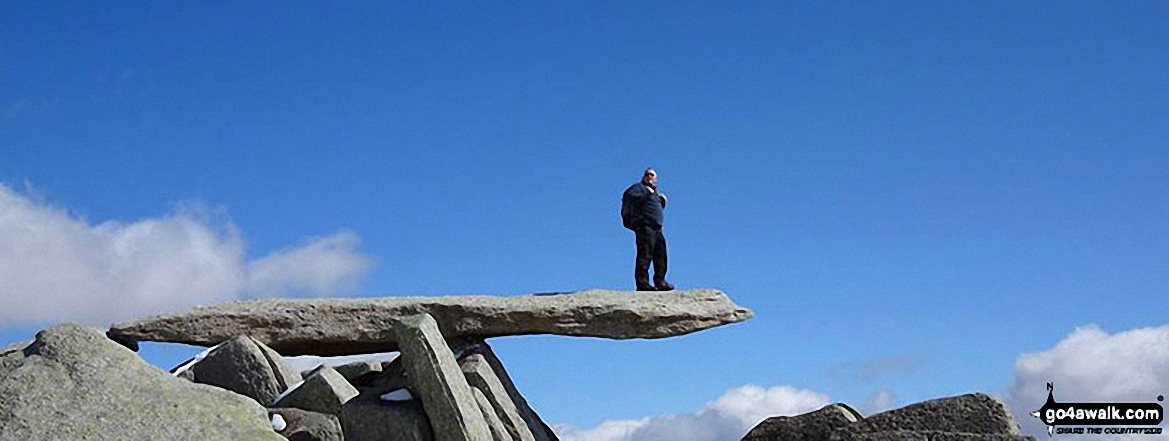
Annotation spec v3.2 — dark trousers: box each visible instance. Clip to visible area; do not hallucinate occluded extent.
[634,224,668,288]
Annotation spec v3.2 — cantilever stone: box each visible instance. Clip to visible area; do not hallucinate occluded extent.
[107,288,752,356]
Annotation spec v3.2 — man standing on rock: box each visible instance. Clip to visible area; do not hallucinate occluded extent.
[622,167,674,291]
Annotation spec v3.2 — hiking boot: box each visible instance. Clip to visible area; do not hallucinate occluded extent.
[654,281,675,291]
[636,284,656,292]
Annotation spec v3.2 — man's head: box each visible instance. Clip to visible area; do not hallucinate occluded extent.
[642,167,658,187]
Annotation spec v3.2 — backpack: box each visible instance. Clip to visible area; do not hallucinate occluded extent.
[621,197,640,228]
[621,189,636,230]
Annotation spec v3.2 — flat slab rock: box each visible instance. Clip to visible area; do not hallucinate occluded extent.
[108,288,753,355]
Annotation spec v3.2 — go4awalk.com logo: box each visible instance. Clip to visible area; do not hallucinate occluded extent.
[1032,383,1164,436]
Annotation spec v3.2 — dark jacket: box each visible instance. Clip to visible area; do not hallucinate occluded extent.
[622,181,665,229]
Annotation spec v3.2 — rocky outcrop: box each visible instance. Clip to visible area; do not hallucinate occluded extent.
[274,365,359,415]
[175,335,302,405]
[3,288,752,440]
[108,288,753,355]
[0,324,282,440]
[842,394,1020,436]
[743,403,861,440]
[393,313,493,441]
[744,393,1035,441]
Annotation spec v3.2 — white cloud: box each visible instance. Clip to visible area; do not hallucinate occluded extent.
[1007,324,1169,439]
[858,389,896,416]
[0,184,374,325]
[555,384,831,441]
[248,231,373,297]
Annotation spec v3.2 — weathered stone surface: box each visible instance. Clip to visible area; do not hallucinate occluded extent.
[460,341,559,441]
[109,288,753,355]
[461,353,537,441]
[275,365,359,416]
[830,430,1036,441]
[334,360,383,382]
[180,335,302,405]
[0,324,282,440]
[743,403,861,440]
[394,313,492,441]
[269,408,344,441]
[340,393,433,441]
[362,358,410,392]
[839,394,1021,436]
[474,387,515,441]
[256,338,304,389]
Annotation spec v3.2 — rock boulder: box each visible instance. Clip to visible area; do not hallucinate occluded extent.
[0,324,282,440]
[176,335,302,405]
[839,394,1021,436]
[274,365,359,416]
[743,403,861,440]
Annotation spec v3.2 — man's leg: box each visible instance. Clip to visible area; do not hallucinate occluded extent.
[652,228,672,290]
[634,225,654,290]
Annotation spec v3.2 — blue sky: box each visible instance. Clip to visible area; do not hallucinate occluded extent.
[2,2,1167,439]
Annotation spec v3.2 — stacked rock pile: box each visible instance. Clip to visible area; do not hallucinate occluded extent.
[0,288,752,440]
[742,394,1037,441]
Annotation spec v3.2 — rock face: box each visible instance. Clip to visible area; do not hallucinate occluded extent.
[393,313,493,441]
[108,288,753,355]
[177,335,302,405]
[743,403,861,440]
[275,365,360,416]
[0,324,283,440]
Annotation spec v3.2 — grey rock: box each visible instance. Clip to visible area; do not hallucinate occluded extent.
[269,408,344,441]
[743,403,861,440]
[459,341,559,441]
[181,335,302,405]
[0,324,282,440]
[109,288,753,355]
[275,365,359,415]
[839,394,1021,436]
[473,387,515,441]
[830,430,1036,441]
[362,358,410,392]
[461,353,536,441]
[334,360,383,382]
[393,313,492,441]
[256,339,304,389]
[340,393,433,441]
